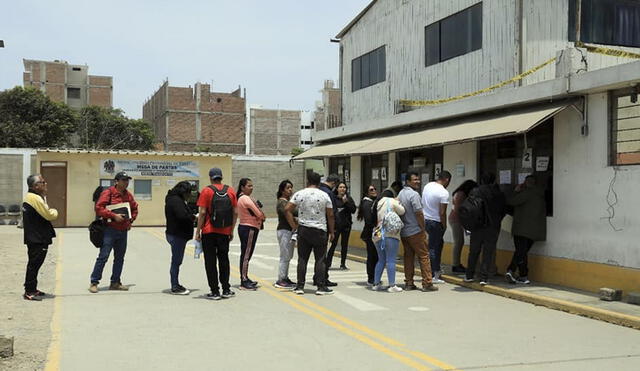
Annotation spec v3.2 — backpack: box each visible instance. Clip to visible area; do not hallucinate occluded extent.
[208,185,233,228]
[458,188,487,231]
[381,199,404,235]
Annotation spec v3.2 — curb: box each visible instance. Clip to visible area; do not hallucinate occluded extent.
[344,253,640,330]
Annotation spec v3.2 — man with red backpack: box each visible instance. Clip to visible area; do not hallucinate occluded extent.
[195,167,238,300]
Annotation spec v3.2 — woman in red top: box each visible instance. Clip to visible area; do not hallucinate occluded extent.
[236,178,266,290]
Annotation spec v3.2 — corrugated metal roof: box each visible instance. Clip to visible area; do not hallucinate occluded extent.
[36,148,229,157]
[335,0,378,39]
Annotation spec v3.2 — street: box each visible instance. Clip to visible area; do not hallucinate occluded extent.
[47,222,640,371]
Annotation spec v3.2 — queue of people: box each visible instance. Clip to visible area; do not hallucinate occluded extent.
[20,165,546,301]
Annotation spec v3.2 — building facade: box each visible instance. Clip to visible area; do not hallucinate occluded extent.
[249,108,301,155]
[313,80,342,131]
[23,59,113,109]
[300,0,640,294]
[143,81,246,153]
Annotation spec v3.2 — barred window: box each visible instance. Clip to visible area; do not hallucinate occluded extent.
[611,89,640,165]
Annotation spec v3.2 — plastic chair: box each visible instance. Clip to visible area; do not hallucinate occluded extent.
[7,204,20,216]
[0,204,6,216]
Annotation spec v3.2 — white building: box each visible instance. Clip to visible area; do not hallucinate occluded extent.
[298,0,640,295]
[300,110,314,150]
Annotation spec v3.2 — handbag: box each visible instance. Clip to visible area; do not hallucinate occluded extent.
[89,219,105,248]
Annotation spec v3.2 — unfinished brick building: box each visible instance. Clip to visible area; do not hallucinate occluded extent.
[143,81,246,153]
[249,108,301,155]
[23,59,112,109]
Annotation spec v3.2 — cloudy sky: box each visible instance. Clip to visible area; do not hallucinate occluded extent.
[0,0,371,118]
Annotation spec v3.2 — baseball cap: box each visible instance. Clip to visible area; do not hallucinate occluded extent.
[208,167,223,180]
[114,171,132,180]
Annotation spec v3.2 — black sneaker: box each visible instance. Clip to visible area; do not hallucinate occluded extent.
[274,280,294,289]
[293,285,305,295]
[326,280,338,287]
[284,278,297,286]
[451,264,467,273]
[171,286,191,295]
[505,271,517,284]
[315,286,334,295]
[240,282,257,291]
[404,284,418,291]
[222,289,235,298]
[206,292,222,300]
[248,279,258,287]
[23,292,42,301]
[339,265,349,270]
[516,276,530,285]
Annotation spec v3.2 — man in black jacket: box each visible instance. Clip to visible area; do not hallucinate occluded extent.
[21,174,58,301]
[317,173,340,287]
[464,173,506,285]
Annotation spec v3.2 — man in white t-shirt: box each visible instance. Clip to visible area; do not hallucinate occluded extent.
[285,172,335,296]
[422,170,452,283]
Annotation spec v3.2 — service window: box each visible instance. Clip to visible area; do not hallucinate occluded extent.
[610,88,640,166]
[329,157,351,189]
[362,154,389,194]
[133,179,152,200]
[396,147,444,192]
[478,119,554,215]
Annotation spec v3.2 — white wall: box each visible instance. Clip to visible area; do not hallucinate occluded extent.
[442,142,478,245]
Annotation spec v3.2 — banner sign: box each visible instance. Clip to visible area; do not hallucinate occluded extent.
[100,159,199,177]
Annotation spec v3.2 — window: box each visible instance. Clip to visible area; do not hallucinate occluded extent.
[478,119,554,215]
[351,46,386,91]
[133,179,152,200]
[362,154,389,194]
[396,147,444,188]
[610,88,640,165]
[425,3,483,67]
[301,140,313,145]
[569,0,640,48]
[329,157,351,189]
[72,67,82,71]
[67,87,81,99]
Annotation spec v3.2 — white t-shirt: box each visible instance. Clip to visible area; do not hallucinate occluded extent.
[422,182,449,222]
[290,187,333,231]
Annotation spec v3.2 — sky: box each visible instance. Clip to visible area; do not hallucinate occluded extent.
[0,0,371,118]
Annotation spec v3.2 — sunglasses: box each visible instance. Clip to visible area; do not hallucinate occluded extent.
[368,187,376,191]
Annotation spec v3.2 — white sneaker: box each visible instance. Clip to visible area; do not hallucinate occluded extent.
[387,285,403,293]
[433,278,445,284]
[463,277,474,283]
[372,284,383,291]
[479,280,488,286]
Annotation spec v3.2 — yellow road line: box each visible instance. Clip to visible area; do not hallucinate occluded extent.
[44,232,63,371]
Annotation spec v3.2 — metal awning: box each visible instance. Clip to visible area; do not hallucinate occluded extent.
[295,104,568,159]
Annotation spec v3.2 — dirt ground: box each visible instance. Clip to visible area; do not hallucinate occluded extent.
[0,225,56,371]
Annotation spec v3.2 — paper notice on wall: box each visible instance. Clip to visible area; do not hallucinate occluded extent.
[421,173,430,186]
[435,163,442,177]
[372,168,379,180]
[518,173,531,185]
[456,163,465,177]
[152,180,161,187]
[166,179,177,187]
[499,170,512,184]
[338,164,344,175]
[536,156,550,171]
[101,179,112,187]
[380,167,387,181]
[344,169,350,182]
[522,148,533,169]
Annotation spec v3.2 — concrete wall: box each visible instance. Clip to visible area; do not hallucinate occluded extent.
[36,152,232,227]
[0,150,37,209]
[232,157,305,218]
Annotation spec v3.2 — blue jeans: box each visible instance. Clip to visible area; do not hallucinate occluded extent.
[374,237,400,286]
[426,220,445,273]
[166,233,188,289]
[90,227,128,284]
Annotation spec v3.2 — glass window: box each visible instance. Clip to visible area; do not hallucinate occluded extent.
[351,46,386,91]
[362,154,389,194]
[396,147,444,191]
[329,157,351,190]
[425,3,483,67]
[133,179,152,200]
[610,89,640,165]
[478,119,554,216]
[569,0,640,48]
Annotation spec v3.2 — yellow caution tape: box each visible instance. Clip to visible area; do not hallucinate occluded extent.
[575,41,640,59]
[399,57,556,107]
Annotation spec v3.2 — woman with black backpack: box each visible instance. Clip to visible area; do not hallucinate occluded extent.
[165,181,196,295]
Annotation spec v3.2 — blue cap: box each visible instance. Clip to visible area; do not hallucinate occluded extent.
[208,167,223,180]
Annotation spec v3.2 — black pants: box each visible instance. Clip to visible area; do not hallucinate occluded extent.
[238,225,259,282]
[508,235,535,277]
[297,226,328,288]
[25,243,49,293]
[466,227,499,281]
[202,233,231,293]
[364,237,378,284]
[327,226,351,269]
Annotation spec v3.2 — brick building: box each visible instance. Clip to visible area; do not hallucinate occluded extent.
[143,81,246,153]
[313,79,341,132]
[249,108,301,155]
[23,59,112,109]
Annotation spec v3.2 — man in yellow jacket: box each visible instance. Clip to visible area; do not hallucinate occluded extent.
[22,174,58,301]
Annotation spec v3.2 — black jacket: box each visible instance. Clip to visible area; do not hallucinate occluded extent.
[473,184,507,230]
[319,183,338,223]
[165,192,195,240]
[22,191,56,245]
[335,195,356,230]
[359,197,376,240]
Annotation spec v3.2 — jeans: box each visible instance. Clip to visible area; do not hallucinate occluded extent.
[450,221,465,266]
[466,227,500,281]
[90,227,128,284]
[24,243,49,293]
[401,232,433,287]
[202,233,231,293]
[327,226,351,268]
[277,229,295,281]
[363,237,378,284]
[508,235,535,277]
[374,237,400,286]
[238,225,259,282]
[296,226,327,288]
[166,233,188,289]
[425,220,445,274]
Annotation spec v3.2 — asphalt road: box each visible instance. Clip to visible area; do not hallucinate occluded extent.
[46,222,640,371]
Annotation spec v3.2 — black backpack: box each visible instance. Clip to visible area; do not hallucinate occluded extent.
[208,185,233,228]
[458,188,488,231]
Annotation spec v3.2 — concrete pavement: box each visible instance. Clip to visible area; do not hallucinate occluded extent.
[44,221,640,370]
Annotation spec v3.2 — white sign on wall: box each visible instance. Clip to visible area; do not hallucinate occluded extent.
[536,156,550,171]
[522,148,533,169]
[100,159,200,177]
